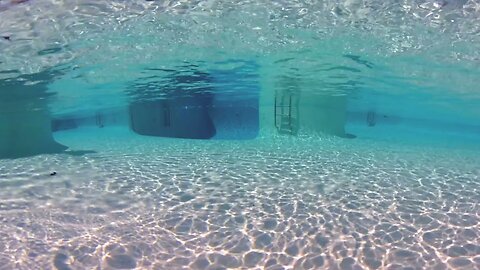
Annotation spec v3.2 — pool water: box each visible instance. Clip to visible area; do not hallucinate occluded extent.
[1,0,480,269]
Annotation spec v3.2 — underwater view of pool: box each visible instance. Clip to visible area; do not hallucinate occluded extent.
[1,0,480,269]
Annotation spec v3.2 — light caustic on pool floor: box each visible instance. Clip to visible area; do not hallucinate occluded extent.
[0,139,479,270]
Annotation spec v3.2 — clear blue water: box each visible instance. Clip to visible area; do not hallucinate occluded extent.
[1,1,480,269]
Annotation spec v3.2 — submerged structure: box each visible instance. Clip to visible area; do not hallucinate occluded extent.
[0,72,67,159]
[264,76,348,138]
[0,61,350,159]
[128,61,264,140]
[128,69,218,139]
[128,61,349,141]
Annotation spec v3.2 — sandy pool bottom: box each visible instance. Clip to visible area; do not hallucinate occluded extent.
[0,127,479,269]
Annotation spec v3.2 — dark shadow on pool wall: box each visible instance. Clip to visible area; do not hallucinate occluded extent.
[128,62,260,140]
[129,96,217,139]
[128,68,217,139]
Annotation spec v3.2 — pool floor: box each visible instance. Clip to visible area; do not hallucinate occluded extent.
[0,127,479,269]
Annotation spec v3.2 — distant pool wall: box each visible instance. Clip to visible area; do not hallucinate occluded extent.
[52,107,129,131]
[298,95,348,137]
[346,110,480,141]
[209,60,260,140]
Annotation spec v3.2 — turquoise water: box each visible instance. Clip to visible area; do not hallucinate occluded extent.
[1,0,480,269]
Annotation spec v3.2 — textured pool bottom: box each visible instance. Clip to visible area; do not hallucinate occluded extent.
[0,128,479,270]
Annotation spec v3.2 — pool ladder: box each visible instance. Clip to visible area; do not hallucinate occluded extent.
[274,92,299,135]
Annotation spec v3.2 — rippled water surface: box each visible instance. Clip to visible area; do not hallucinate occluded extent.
[2,0,480,118]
